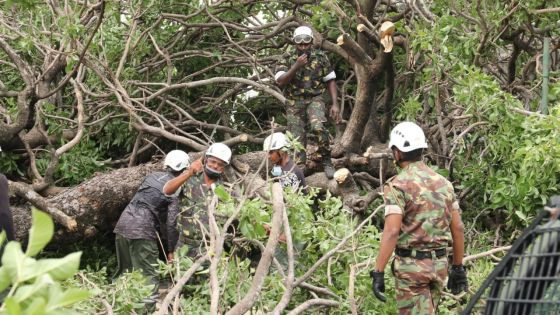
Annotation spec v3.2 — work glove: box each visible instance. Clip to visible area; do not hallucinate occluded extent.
[370,270,387,302]
[447,264,468,294]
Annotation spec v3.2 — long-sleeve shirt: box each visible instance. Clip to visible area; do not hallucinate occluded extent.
[114,171,180,251]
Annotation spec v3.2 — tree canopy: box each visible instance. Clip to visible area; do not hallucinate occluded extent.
[0,0,559,313]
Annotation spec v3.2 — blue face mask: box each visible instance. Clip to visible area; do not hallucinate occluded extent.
[204,165,222,180]
[271,165,282,177]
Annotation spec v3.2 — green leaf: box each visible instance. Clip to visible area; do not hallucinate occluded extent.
[515,210,527,221]
[4,297,22,315]
[19,253,81,283]
[13,274,51,303]
[0,230,5,246]
[21,297,46,315]
[214,185,231,202]
[42,252,82,281]
[2,242,27,283]
[23,297,45,315]
[46,287,91,311]
[25,208,54,257]
[0,266,10,291]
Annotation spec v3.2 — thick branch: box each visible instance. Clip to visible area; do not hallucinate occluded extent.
[336,33,373,64]
[225,183,285,315]
[9,181,77,230]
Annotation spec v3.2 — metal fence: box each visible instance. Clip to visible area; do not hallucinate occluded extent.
[463,206,560,315]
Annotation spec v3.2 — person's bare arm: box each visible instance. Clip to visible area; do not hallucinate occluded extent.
[327,80,340,123]
[163,159,203,195]
[375,214,402,271]
[450,209,465,265]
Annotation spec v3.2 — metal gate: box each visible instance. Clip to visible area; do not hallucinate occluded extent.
[463,201,560,315]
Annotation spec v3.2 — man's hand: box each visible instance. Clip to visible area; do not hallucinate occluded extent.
[294,54,308,68]
[263,223,271,235]
[370,270,387,302]
[167,252,174,264]
[329,105,341,123]
[189,158,203,175]
[447,264,468,294]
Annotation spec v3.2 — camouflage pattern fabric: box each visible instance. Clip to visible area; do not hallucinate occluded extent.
[286,95,330,162]
[382,161,460,250]
[276,48,335,163]
[392,255,448,315]
[176,173,222,259]
[276,48,334,99]
[382,161,461,313]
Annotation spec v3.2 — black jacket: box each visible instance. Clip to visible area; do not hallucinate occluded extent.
[114,171,179,251]
[0,174,14,242]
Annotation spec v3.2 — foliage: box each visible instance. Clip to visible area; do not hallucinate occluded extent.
[0,209,90,314]
[63,268,154,315]
[452,69,560,227]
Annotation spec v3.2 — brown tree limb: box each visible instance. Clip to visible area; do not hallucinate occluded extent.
[271,199,296,315]
[155,254,210,315]
[9,181,77,231]
[37,1,105,99]
[463,246,511,263]
[337,33,373,65]
[225,183,285,315]
[286,298,340,315]
[294,205,383,286]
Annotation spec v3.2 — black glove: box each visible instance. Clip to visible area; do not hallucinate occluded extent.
[447,264,468,294]
[370,270,386,302]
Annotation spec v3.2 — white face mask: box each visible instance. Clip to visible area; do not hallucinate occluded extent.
[271,165,282,177]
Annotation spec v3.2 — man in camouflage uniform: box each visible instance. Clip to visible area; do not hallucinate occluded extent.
[371,122,468,314]
[275,25,340,179]
[163,143,232,260]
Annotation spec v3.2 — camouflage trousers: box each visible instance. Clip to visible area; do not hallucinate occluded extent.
[286,96,330,164]
[392,254,449,315]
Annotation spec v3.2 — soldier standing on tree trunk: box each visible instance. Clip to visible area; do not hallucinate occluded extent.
[275,25,341,179]
[371,122,468,314]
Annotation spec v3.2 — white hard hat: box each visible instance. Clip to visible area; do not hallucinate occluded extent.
[206,143,232,165]
[388,122,428,152]
[293,26,313,40]
[164,150,190,171]
[263,132,289,151]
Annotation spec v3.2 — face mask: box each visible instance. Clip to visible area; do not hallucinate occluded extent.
[204,165,222,180]
[271,165,282,177]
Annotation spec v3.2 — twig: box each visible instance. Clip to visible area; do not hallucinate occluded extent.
[294,205,383,286]
[463,246,511,263]
[286,298,340,315]
[155,254,209,315]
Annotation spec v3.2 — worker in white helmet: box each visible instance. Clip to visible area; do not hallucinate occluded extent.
[114,149,190,299]
[163,143,233,260]
[371,122,467,313]
[275,25,340,179]
[263,132,307,192]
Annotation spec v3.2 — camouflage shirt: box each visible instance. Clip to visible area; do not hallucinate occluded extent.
[382,161,461,250]
[175,173,225,250]
[275,47,336,99]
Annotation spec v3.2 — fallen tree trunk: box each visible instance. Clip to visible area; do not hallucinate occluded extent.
[10,163,158,241]
[9,148,389,241]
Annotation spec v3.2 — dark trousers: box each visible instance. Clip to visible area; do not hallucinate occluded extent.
[114,234,159,293]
